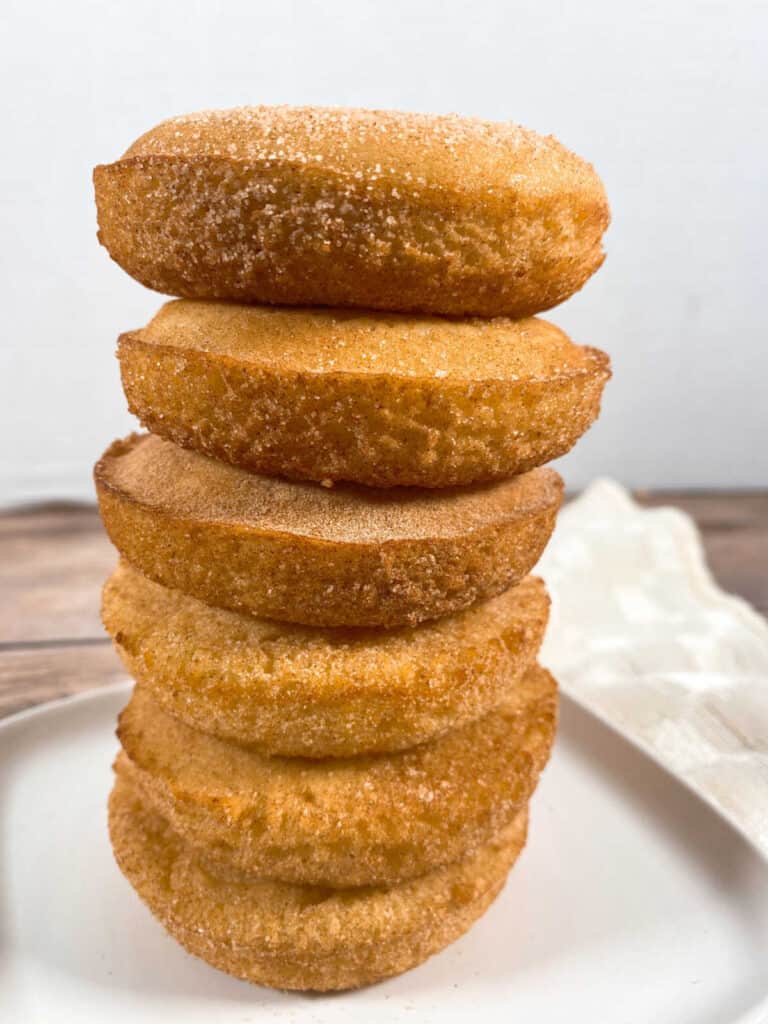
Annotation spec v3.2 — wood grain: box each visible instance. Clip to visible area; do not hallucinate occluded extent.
[1,504,114,642]
[1,493,766,720]
[0,642,125,719]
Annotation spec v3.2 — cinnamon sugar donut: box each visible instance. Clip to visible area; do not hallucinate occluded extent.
[109,778,528,991]
[118,299,610,488]
[94,105,609,317]
[114,665,556,887]
[103,562,549,757]
[94,433,563,628]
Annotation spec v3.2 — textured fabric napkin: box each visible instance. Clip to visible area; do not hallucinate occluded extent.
[538,479,768,858]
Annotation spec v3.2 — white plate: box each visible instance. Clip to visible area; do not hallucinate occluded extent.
[1,682,767,1023]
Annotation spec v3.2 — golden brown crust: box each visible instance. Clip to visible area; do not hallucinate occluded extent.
[114,665,556,887]
[94,434,563,628]
[103,562,549,756]
[94,106,609,317]
[118,300,610,487]
[109,778,528,991]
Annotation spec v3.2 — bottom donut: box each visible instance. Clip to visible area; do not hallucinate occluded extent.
[109,778,528,991]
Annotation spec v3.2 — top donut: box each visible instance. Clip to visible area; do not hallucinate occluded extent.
[94,106,609,317]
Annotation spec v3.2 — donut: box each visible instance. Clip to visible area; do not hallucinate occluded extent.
[94,433,563,628]
[109,778,528,991]
[103,561,549,757]
[114,665,556,888]
[93,105,609,317]
[118,300,610,488]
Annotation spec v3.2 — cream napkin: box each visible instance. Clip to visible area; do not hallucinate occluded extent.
[538,479,768,858]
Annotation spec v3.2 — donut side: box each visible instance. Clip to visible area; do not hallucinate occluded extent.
[94,436,563,628]
[102,562,550,756]
[94,106,609,316]
[109,778,529,991]
[117,330,610,487]
[113,666,556,887]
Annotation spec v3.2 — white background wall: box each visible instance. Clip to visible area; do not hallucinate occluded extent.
[2,0,766,505]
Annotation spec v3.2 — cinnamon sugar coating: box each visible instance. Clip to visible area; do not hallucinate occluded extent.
[94,105,609,317]
[114,665,556,888]
[119,300,610,487]
[103,562,549,757]
[108,778,528,991]
[94,434,563,628]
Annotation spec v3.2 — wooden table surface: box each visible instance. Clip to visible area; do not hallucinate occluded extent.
[2,493,766,721]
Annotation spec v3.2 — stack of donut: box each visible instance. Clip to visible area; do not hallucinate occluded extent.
[93,106,610,991]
